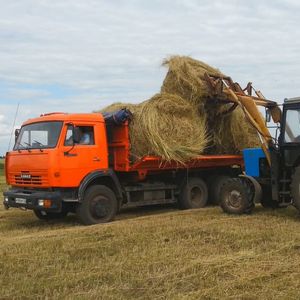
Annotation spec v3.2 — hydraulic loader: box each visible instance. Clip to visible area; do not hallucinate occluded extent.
[204,73,300,213]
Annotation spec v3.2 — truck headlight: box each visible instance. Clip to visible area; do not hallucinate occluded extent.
[38,199,52,208]
[4,197,8,203]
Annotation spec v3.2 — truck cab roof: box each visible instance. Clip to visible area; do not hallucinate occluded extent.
[284,97,300,104]
[23,112,104,126]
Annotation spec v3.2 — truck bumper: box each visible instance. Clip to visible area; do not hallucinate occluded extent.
[3,188,63,212]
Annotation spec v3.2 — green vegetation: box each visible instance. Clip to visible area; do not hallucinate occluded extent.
[1,165,300,299]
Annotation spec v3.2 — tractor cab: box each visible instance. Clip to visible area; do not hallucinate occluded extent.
[280,97,300,157]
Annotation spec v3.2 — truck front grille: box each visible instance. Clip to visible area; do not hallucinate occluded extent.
[14,174,42,185]
[9,170,49,186]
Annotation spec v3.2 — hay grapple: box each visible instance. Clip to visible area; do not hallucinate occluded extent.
[203,73,282,165]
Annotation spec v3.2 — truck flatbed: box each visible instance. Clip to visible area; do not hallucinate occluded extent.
[108,121,244,173]
[129,155,243,171]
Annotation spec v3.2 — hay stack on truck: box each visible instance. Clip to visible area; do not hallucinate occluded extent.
[3,109,245,225]
[203,74,300,214]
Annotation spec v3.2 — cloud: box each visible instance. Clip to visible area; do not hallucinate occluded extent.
[0,0,300,154]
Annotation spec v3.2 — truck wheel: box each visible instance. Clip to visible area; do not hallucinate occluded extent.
[33,210,68,220]
[208,175,230,205]
[179,178,208,209]
[77,185,117,225]
[219,177,254,214]
[291,166,300,210]
[260,185,279,208]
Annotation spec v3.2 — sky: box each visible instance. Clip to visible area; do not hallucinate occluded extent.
[1,0,300,155]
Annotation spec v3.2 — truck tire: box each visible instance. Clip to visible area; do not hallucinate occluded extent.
[291,166,300,210]
[179,177,208,209]
[208,175,230,205]
[260,185,279,209]
[33,210,68,220]
[76,185,118,225]
[219,177,254,214]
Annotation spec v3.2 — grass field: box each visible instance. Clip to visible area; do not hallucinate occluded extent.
[2,159,300,299]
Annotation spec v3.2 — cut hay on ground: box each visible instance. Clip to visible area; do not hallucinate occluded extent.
[101,93,208,163]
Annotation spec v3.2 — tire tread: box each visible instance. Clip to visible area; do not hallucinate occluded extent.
[219,177,254,214]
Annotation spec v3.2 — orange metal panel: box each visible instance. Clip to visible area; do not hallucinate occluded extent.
[129,155,244,172]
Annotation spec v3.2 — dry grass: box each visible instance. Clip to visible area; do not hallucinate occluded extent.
[101,93,208,163]
[2,161,300,299]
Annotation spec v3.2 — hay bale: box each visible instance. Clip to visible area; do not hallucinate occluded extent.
[161,55,223,106]
[100,102,153,159]
[101,93,208,163]
[230,107,261,151]
[99,102,137,113]
[210,107,261,154]
[161,55,261,154]
[100,56,262,158]
[139,93,207,163]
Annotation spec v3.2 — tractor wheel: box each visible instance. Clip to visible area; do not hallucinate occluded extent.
[219,177,254,214]
[76,185,118,225]
[179,177,208,209]
[260,185,279,208]
[208,175,230,205]
[291,166,300,211]
[33,210,68,220]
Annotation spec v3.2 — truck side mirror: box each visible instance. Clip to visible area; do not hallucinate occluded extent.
[265,109,271,123]
[73,127,81,144]
[14,129,20,143]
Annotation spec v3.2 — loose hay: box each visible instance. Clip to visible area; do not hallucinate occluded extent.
[101,93,208,163]
[230,107,261,152]
[209,106,261,154]
[161,55,223,106]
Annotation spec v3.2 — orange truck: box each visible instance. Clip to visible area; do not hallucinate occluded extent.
[3,110,245,224]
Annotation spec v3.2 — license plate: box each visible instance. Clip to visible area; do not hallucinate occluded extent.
[15,198,27,204]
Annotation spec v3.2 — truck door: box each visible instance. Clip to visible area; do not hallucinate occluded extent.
[58,123,108,187]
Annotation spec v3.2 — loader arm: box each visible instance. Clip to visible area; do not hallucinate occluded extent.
[203,73,282,166]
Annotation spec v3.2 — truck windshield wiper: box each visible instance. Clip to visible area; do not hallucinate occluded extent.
[33,140,44,147]
[33,140,44,152]
[15,141,31,152]
[23,142,32,151]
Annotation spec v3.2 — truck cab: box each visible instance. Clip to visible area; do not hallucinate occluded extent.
[3,112,117,221]
[6,113,109,186]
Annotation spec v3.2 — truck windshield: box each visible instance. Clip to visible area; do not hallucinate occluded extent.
[14,121,63,150]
